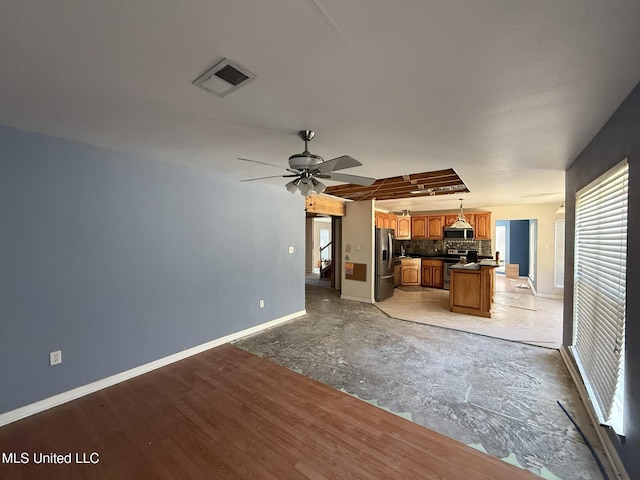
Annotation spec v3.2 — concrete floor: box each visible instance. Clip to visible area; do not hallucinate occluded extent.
[234,280,610,480]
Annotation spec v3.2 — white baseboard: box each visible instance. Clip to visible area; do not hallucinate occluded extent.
[340,294,373,303]
[536,292,564,299]
[559,345,629,480]
[524,276,563,299]
[0,309,306,428]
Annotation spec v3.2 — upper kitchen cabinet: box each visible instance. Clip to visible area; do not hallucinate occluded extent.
[427,215,444,239]
[375,211,384,228]
[388,213,397,230]
[444,211,491,239]
[412,215,444,239]
[465,213,476,228]
[446,213,475,227]
[473,212,491,239]
[375,211,397,230]
[396,216,411,240]
[411,216,427,238]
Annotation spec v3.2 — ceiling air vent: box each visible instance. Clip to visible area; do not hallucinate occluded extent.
[192,58,256,97]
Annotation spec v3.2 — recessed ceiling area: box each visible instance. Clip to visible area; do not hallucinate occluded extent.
[324,169,469,202]
[1,1,639,210]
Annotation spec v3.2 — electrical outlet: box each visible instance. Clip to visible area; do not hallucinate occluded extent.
[50,350,62,366]
[259,299,265,309]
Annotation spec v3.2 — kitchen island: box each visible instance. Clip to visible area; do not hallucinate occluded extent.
[449,260,498,318]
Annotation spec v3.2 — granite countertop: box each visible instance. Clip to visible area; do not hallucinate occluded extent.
[451,259,499,270]
[397,254,495,260]
[450,262,480,270]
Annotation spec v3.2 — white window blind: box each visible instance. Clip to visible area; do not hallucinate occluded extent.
[554,220,565,288]
[572,159,627,435]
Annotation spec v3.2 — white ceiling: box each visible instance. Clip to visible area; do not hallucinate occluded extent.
[1,1,639,211]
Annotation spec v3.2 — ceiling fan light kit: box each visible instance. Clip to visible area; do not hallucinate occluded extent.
[310,177,326,194]
[240,130,375,196]
[286,178,300,193]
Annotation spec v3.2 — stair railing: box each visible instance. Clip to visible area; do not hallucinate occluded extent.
[320,241,332,273]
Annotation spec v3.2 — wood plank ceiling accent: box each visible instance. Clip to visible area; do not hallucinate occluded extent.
[305,194,346,216]
[323,168,469,201]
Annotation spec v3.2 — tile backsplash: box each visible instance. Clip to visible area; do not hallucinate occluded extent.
[396,239,492,257]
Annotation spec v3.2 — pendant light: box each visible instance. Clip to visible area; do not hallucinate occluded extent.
[451,199,473,229]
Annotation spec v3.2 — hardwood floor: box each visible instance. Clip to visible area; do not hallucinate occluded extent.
[0,344,538,479]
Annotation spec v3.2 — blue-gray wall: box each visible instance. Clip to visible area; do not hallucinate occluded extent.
[0,125,305,414]
[564,81,640,478]
[496,219,531,277]
[509,220,530,277]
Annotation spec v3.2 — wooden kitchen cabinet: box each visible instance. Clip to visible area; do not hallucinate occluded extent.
[445,211,491,239]
[375,211,397,230]
[411,216,427,239]
[400,258,421,286]
[445,213,474,227]
[449,263,498,317]
[375,212,383,228]
[473,212,491,239]
[396,216,411,240]
[427,215,444,239]
[411,215,444,239]
[465,213,475,228]
[387,213,397,230]
[421,259,443,288]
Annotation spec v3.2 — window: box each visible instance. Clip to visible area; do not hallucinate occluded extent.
[572,159,627,435]
[320,228,330,262]
[554,219,565,289]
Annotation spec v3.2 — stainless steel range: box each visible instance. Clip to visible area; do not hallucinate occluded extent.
[446,248,478,261]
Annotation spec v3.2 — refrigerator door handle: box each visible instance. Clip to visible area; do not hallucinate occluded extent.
[387,232,393,271]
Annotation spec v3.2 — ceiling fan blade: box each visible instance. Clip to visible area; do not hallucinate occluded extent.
[238,157,299,174]
[323,172,376,186]
[237,157,286,169]
[241,174,299,182]
[315,155,362,173]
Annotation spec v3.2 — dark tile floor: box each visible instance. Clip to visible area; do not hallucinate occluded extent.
[234,281,610,480]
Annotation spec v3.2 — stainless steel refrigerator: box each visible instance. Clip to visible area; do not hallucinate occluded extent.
[374,228,395,302]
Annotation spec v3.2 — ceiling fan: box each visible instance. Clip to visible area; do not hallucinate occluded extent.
[239,130,376,196]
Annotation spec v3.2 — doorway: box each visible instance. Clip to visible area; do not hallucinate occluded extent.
[309,217,331,274]
[305,215,340,289]
[495,219,537,291]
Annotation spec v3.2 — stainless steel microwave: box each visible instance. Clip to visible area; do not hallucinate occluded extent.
[443,227,474,239]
